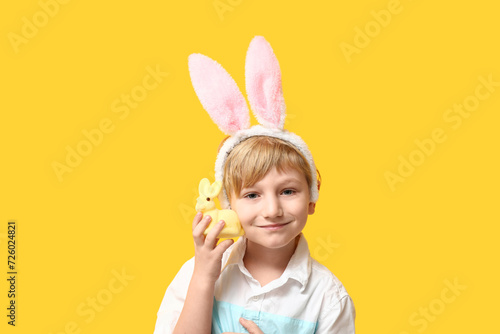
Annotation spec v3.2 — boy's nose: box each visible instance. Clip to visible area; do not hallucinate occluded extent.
[262,196,283,218]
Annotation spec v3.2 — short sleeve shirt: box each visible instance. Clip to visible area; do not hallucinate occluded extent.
[153,234,355,333]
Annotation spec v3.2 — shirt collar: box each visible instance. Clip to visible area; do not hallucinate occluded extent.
[221,233,312,292]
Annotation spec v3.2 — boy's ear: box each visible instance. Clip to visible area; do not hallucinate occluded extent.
[308,202,316,215]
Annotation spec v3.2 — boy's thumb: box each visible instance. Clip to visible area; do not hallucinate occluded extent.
[239,318,263,334]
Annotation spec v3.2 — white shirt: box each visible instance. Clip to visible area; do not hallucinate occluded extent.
[153,234,355,333]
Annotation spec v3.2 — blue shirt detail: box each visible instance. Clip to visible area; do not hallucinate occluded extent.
[211,299,318,334]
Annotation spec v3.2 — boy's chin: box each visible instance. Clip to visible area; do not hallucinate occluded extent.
[247,232,301,250]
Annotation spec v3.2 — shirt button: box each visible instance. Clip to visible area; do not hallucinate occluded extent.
[251,296,259,302]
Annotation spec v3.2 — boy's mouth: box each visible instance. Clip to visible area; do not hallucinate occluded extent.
[258,222,291,230]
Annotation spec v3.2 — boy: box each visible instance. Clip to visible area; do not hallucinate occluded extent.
[154,36,355,333]
[153,137,355,334]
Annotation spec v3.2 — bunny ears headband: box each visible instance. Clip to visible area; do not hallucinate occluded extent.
[188,36,318,209]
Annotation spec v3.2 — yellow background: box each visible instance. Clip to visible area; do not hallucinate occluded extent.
[1,0,499,333]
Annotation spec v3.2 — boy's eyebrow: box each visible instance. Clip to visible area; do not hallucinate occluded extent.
[277,177,303,184]
[242,177,303,190]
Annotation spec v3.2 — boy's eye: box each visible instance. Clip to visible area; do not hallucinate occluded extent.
[244,193,258,199]
[282,189,295,195]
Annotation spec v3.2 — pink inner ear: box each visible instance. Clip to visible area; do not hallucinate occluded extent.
[189,53,250,135]
[245,36,285,129]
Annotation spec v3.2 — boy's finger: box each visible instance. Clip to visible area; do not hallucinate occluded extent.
[239,318,264,334]
[191,211,203,231]
[204,220,225,248]
[214,238,234,257]
[193,215,212,246]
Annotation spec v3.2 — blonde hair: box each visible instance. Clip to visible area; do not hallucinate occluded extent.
[220,136,321,201]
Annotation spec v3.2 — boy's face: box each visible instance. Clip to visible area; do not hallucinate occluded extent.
[229,167,316,250]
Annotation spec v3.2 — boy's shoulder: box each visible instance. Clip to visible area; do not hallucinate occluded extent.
[306,254,351,305]
[309,257,348,292]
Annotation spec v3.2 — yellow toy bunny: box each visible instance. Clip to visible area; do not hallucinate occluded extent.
[195,178,244,238]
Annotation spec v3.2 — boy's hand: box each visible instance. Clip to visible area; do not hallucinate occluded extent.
[223,318,264,334]
[192,212,234,283]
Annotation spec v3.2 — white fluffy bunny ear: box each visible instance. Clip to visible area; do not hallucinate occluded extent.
[188,53,250,135]
[245,36,286,130]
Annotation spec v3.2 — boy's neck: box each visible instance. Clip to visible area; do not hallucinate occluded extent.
[243,235,300,287]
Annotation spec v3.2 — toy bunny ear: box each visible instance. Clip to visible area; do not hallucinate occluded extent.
[208,181,222,198]
[245,36,286,129]
[199,178,211,197]
[188,53,250,135]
